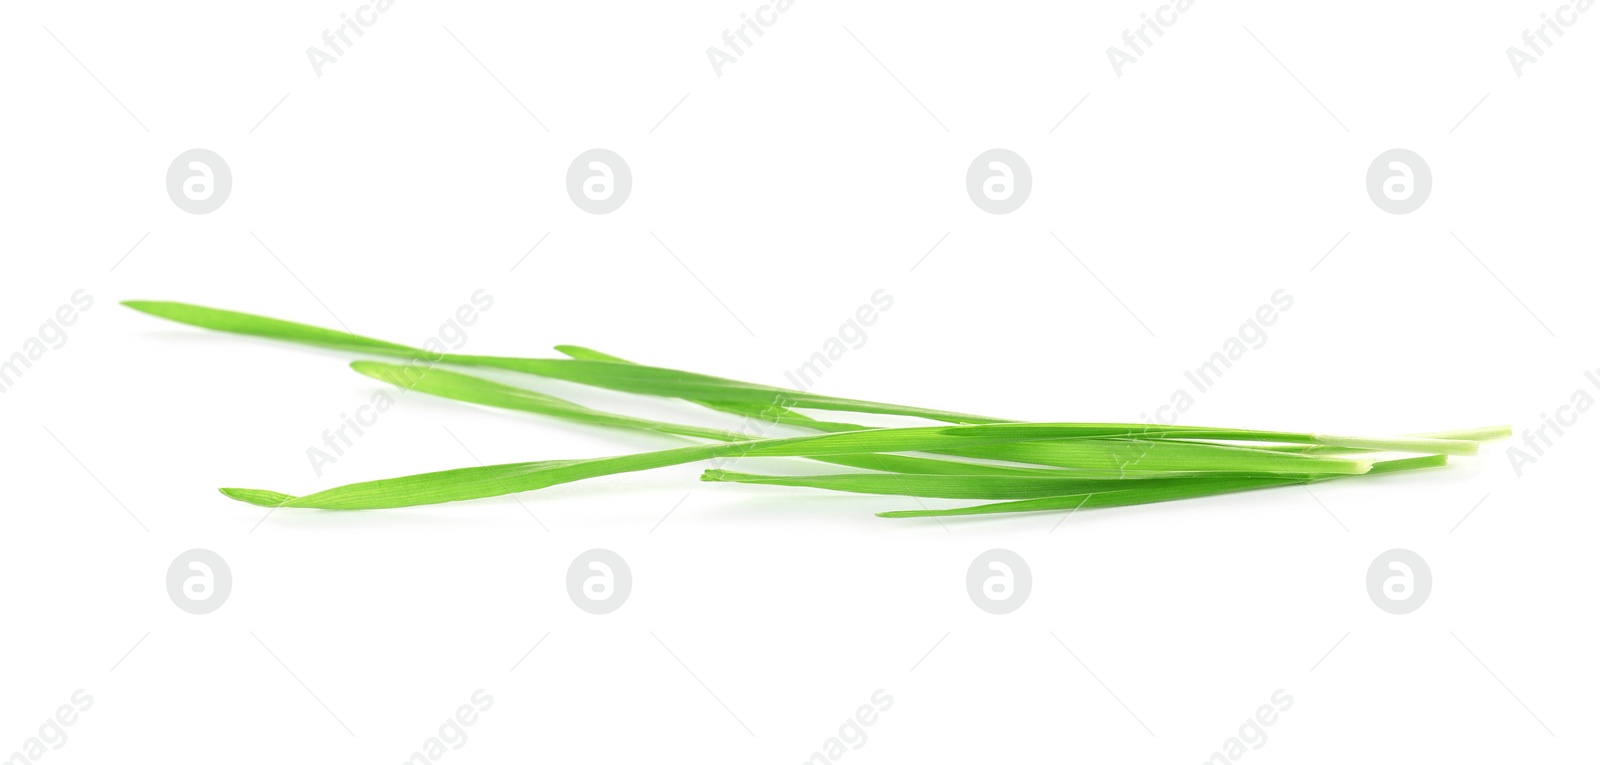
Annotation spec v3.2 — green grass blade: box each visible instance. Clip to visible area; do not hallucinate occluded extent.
[351,361,742,442]
[554,347,1515,454]
[363,357,1317,479]
[1408,426,1512,442]
[874,454,1447,518]
[554,344,868,433]
[704,453,1448,500]
[126,301,1001,424]
[129,302,1485,455]
[874,479,1303,518]
[700,469,1237,499]
[218,424,1375,510]
[130,301,1487,517]
[925,423,1480,456]
[444,354,1002,424]
[1193,426,1510,456]
[350,361,1084,477]
[122,300,429,357]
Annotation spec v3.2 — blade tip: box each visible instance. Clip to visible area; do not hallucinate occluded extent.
[219,487,296,507]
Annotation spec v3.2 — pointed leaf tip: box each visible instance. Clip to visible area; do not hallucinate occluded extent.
[219,487,297,507]
[122,300,205,322]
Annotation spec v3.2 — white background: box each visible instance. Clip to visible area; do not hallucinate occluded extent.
[2,1,1596,762]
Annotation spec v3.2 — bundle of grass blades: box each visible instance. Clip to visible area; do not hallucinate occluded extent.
[123,300,1509,519]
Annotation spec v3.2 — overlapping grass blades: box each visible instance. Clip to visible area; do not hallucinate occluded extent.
[217,423,1375,510]
[873,454,1449,517]
[122,301,999,424]
[700,454,1445,500]
[124,300,1506,518]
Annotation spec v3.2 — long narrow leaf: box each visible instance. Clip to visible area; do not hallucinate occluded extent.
[703,453,1448,500]
[124,301,1001,424]
[218,424,1376,510]
[129,301,1490,454]
[351,361,1086,477]
[875,454,1447,517]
